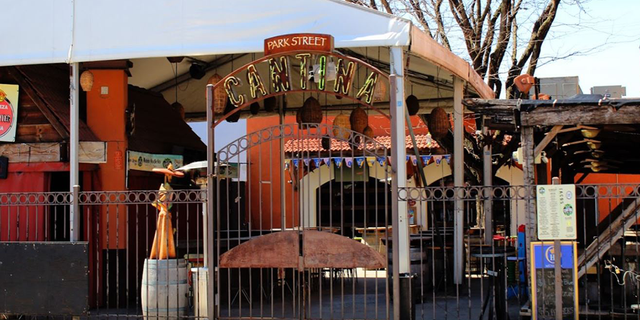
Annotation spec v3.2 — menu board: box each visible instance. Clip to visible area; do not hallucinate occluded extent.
[531,242,578,320]
[537,184,577,240]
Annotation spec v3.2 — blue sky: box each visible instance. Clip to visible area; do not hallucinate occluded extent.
[535,0,640,96]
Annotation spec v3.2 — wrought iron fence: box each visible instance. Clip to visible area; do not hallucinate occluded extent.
[398,184,640,319]
[2,184,640,319]
[1,189,209,319]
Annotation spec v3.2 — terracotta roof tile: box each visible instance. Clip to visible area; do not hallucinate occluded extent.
[284,134,439,153]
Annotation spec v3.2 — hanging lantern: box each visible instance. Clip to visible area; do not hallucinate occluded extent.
[428,107,451,138]
[114,149,124,170]
[373,80,387,102]
[80,71,94,92]
[299,97,323,124]
[207,74,227,114]
[250,102,260,115]
[264,96,277,112]
[171,102,185,120]
[363,126,374,139]
[321,136,331,150]
[224,99,240,123]
[350,106,368,134]
[332,113,351,140]
[296,107,303,128]
[406,95,420,115]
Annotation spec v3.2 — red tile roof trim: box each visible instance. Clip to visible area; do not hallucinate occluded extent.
[284,134,440,153]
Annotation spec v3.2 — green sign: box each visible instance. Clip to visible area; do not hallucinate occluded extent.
[127,150,183,172]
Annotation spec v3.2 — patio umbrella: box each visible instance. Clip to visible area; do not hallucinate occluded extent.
[149,163,184,259]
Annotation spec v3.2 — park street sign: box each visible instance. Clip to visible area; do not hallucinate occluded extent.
[536,184,577,240]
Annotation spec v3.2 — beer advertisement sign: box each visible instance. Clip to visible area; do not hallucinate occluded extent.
[0,84,19,142]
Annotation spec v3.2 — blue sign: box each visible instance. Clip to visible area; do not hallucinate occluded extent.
[531,241,578,320]
[533,242,574,269]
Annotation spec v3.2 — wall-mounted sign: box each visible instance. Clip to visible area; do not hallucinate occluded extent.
[530,241,578,320]
[0,84,19,142]
[127,150,183,172]
[264,34,334,56]
[536,184,577,240]
[217,164,238,179]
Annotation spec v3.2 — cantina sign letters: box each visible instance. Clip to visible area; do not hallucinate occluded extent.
[214,34,387,115]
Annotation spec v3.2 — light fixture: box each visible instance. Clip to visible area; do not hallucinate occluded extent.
[587,141,601,150]
[189,63,206,80]
[581,128,601,138]
[171,60,185,120]
[166,56,184,63]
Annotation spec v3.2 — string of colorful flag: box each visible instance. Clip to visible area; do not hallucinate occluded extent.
[285,154,452,169]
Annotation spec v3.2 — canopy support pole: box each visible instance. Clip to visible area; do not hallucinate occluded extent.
[69,62,80,242]
[453,76,464,284]
[483,122,493,244]
[390,46,411,320]
[206,84,216,320]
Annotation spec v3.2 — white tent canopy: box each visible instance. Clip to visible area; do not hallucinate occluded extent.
[3,0,409,65]
[2,0,492,99]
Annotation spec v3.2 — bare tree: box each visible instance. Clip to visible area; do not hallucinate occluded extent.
[350,0,567,98]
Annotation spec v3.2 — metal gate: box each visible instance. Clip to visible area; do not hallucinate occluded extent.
[215,123,391,319]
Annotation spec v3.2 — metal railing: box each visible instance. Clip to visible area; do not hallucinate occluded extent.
[2,184,640,318]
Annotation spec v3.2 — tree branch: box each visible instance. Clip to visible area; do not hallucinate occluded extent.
[506,0,561,97]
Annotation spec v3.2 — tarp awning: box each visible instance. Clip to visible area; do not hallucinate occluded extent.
[2,0,410,65]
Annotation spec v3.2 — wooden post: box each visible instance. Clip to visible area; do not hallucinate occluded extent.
[521,126,536,298]
[482,120,493,244]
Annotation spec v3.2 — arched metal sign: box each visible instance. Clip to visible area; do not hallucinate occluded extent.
[209,33,390,127]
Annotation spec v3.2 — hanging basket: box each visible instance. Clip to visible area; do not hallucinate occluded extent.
[428,107,450,138]
[332,113,351,140]
[207,74,227,114]
[80,71,94,92]
[171,102,185,120]
[224,99,240,123]
[300,97,323,124]
[249,102,260,115]
[363,126,374,139]
[406,95,420,115]
[350,106,368,134]
[321,136,331,150]
[264,96,277,112]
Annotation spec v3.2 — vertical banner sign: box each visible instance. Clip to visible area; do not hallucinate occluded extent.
[0,84,19,142]
[536,184,577,240]
[531,242,578,320]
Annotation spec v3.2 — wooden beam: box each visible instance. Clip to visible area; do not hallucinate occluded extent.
[0,142,61,162]
[523,105,640,126]
[82,60,133,76]
[9,67,69,139]
[534,125,562,158]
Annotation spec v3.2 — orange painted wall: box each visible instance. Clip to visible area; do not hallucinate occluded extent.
[577,173,640,223]
[86,70,128,249]
[245,112,474,230]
